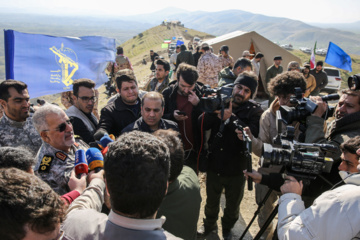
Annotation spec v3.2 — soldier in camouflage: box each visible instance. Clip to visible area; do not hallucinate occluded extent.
[197,43,222,88]
[0,80,42,154]
[32,104,89,195]
[218,45,234,69]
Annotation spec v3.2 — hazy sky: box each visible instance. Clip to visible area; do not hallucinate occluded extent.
[2,0,359,23]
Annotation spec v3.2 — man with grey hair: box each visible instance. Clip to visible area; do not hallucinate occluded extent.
[33,104,89,195]
[0,80,42,154]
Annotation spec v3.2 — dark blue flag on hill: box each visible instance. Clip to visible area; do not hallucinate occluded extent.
[325,42,352,72]
[4,30,116,98]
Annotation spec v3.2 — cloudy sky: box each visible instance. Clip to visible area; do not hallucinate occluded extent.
[2,0,359,23]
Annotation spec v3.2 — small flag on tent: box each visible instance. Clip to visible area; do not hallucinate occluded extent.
[310,41,317,69]
[325,42,352,72]
[164,39,171,44]
[4,29,115,98]
[162,43,169,48]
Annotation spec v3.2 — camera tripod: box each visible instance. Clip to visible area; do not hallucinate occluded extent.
[239,188,278,240]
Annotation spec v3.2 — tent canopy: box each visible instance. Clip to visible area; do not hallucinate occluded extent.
[204,31,302,85]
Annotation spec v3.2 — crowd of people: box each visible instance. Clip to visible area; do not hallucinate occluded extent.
[0,41,360,240]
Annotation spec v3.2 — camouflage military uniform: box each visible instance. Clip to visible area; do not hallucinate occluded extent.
[197,51,222,88]
[219,54,234,69]
[61,90,100,120]
[34,139,89,195]
[0,113,42,154]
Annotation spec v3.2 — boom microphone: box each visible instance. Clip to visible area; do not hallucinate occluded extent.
[86,148,104,172]
[75,149,88,178]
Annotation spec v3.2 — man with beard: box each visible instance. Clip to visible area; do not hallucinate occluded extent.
[162,63,204,172]
[310,60,328,96]
[94,72,141,140]
[197,71,263,239]
[32,104,89,195]
[145,59,171,93]
[66,78,98,144]
[304,89,360,195]
[0,80,42,153]
[302,64,316,97]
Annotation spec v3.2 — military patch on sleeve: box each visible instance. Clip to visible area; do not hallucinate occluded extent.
[38,155,54,173]
[55,152,67,161]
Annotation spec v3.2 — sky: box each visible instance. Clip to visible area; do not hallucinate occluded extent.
[1,0,360,24]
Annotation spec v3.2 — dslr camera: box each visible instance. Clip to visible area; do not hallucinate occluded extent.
[199,84,233,113]
[260,110,334,181]
[280,87,339,125]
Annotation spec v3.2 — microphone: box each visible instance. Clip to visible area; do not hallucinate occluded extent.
[75,149,88,179]
[99,134,114,148]
[86,148,104,172]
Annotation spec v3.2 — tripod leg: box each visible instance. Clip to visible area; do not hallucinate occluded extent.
[254,204,279,240]
[239,189,273,240]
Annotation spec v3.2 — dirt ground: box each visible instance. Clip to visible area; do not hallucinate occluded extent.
[196,155,263,240]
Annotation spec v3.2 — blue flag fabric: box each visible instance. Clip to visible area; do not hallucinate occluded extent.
[176,40,184,46]
[4,30,116,98]
[325,42,352,72]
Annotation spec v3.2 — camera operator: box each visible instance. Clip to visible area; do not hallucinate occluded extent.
[244,137,360,240]
[197,71,263,239]
[304,89,360,195]
[240,71,306,240]
[278,136,360,240]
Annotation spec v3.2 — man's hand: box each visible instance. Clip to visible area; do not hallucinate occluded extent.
[243,169,262,184]
[214,101,232,121]
[280,175,303,195]
[188,90,200,106]
[174,110,188,121]
[235,126,253,141]
[310,96,327,118]
[68,170,87,194]
[87,169,105,184]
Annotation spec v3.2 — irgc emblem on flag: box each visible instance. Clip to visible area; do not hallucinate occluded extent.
[4,30,116,98]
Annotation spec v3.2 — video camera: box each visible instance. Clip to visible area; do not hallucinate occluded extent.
[280,87,339,125]
[199,84,233,113]
[260,110,335,181]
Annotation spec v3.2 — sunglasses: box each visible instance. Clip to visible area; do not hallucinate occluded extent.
[43,120,72,132]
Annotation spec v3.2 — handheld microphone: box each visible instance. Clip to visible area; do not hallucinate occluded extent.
[86,148,104,172]
[75,149,88,178]
[99,134,114,148]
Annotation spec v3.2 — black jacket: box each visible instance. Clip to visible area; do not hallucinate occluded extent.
[121,117,179,134]
[201,100,263,176]
[162,81,204,150]
[94,95,141,140]
[175,51,195,70]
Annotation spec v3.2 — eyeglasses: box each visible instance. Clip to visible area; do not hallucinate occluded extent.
[78,96,97,103]
[43,120,72,132]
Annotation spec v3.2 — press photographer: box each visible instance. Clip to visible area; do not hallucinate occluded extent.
[244,136,360,240]
[240,71,307,240]
[303,85,360,197]
[197,71,263,239]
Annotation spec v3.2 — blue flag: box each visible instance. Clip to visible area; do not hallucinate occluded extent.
[325,42,352,72]
[176,40,184,46]
[4,30,116,98]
